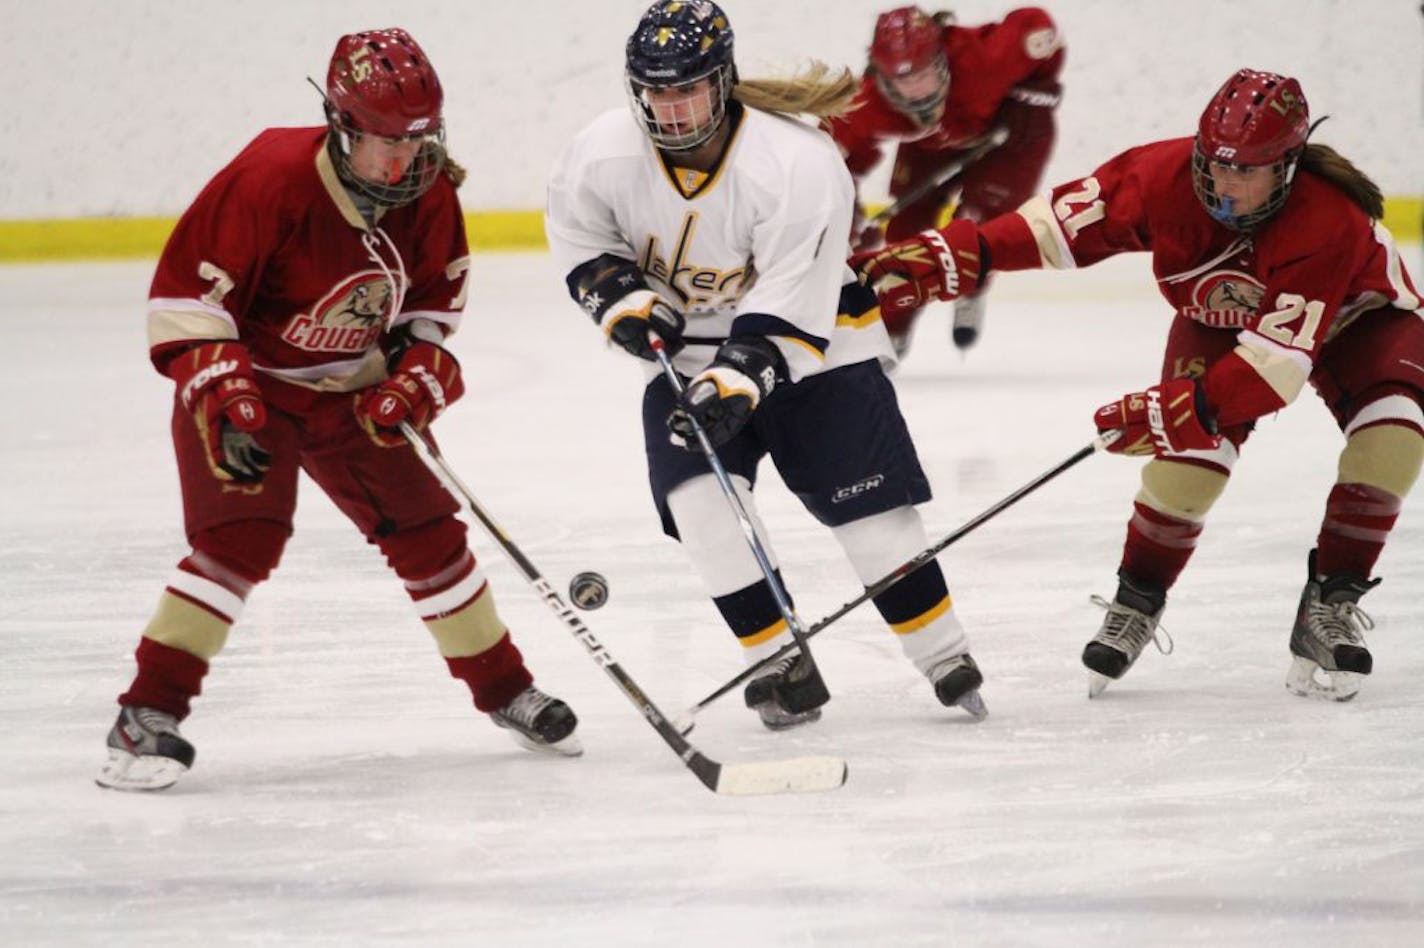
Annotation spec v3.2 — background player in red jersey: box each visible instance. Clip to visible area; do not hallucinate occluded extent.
[824,5,1063,356]
[855,68,1423,701]
[98,28,580,792]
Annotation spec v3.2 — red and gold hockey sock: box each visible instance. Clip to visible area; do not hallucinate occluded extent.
[1315,482,1402,578]
[445,633,533,713]
[1120,501,1203,590]
[118,637,210,721]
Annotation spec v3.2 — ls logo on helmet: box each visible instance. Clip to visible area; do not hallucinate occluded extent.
[406,118,431,133]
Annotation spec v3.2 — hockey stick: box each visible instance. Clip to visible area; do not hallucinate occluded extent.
[865,126,1010,225]
[651,338,827,681]
[674,431,1120,731]
[399,421,846,796]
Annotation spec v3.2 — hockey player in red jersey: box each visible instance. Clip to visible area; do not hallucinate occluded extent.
[824,5,1063,356]
[854,68,1423,700]
[98,28,580,792]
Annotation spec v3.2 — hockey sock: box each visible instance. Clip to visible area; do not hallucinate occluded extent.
[445,633,533,713]
[870,559,968,674]
[118,637,210,721]
[1316,483,1403,578]
[713,576,793,662]
[1120,501,1202,590]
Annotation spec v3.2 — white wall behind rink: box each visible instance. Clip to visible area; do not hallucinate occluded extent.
[4,0,1420,218]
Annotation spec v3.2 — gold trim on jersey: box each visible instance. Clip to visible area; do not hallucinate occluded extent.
[835,305,883,330]
[654,104,745,200]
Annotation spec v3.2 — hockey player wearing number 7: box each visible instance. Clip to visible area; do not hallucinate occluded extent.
[97,28,580,791]
[545,0,987,729]
[854,68,1424,701]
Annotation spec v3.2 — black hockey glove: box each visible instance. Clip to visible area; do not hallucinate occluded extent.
[668,337,782,449]
[569,254,685,360]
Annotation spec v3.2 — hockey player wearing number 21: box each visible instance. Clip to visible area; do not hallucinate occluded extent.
[855,69,1424,701]
[97,28,581,792]
[545,0,987,730]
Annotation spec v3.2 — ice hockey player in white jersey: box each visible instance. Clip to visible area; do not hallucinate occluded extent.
[545,0,987,729]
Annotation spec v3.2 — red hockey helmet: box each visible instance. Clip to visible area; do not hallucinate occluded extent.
[869,6,949,126]
[1192,69,1310,230]
[324,28,447,206]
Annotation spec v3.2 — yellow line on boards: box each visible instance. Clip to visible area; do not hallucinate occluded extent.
[2,199,1421,262]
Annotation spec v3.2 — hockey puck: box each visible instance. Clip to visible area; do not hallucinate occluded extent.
[569,571,609,610]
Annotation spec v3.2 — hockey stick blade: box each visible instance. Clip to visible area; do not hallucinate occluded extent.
[399,422,848,796]
[700,754,849,796]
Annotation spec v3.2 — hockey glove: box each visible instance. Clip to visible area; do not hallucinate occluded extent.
[1095,378,1220,457]
[572,255,685,360]
[359,335,464,448]
[168,341,270,484]
[668,338,781,449]
[849,218,986,323]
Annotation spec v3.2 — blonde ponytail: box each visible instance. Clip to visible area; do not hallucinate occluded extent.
[733,61,860,120]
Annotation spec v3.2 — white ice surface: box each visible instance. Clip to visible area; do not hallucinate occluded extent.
[1,255,1421,946]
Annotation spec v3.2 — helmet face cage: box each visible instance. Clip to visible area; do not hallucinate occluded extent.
[325,28,448,207]
[1190,69,1309,231]
[625,1,737,152]
[1190,145,1299,232]
[870,6,949,126]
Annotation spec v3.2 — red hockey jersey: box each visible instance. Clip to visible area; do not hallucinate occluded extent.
[826,7,1063,176]
[982,137,1423,422]
[147,127,470,393]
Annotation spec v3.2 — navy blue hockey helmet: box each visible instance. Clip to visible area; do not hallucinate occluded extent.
[625,1,737,151]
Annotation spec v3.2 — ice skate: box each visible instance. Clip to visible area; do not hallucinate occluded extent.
[95,706,196,792]
[744,650,829,731]
[491,686,582,756]
[1285,550,1379,701]
[951,294,986,350]
[928,653,987,720]
[1083,573,1171,697]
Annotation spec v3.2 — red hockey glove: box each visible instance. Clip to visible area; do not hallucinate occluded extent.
[668,338,781,449]
[1095,378,1220,457]
[167,342,270,484]
[849,218,986,323]
[359,339,464,447]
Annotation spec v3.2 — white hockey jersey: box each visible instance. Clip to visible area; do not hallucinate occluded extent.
[545,103,893,382]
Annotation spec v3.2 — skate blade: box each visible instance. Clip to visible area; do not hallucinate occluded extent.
[1285,656,1362,702]
[755,706,823,732]
[1087,671,1114,698]
[95,748,187,792]
[504,728,584,757]
[956,690,988,720]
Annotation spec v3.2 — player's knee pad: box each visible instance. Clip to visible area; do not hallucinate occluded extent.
[378,515,469,582]
[830,505,928,584]
[668,474,772,597]
[1136,458,1231,522]
[190,519,290,584]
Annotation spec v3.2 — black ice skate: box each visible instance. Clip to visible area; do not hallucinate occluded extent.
[95,706,196,792]
[491,686,582,757]
[1286,550,1379,702]
[744,650,829,731]
[928,653,987,719]
[1083,572,1171,697]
